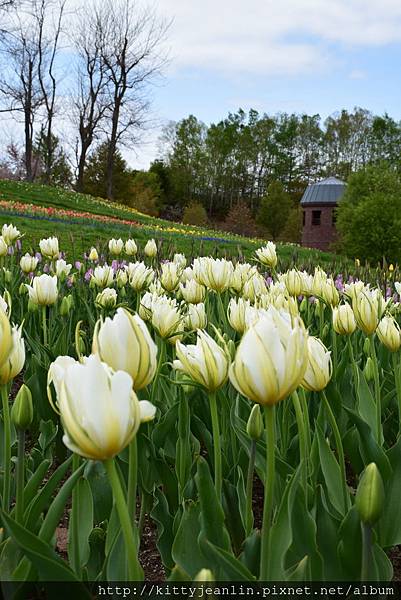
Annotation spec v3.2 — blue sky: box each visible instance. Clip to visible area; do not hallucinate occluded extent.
[131,0,401,167]
[3,0,401,169]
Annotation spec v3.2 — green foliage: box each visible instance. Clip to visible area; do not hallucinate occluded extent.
[223,200,259,237]
[128,170,162,216]
[33,130,72,188]
[83,142,133,203]
[182,201,208,226]
[257,181,293,240]
[336,164,401,263]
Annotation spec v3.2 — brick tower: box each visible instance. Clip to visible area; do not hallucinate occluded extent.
[301,176,345,251]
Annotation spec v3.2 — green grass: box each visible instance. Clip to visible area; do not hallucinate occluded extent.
[0,179,345,269]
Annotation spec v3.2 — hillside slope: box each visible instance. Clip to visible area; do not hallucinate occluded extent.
[0,179,339,267]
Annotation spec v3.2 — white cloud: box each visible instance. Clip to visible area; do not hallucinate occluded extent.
[159,0,401,75]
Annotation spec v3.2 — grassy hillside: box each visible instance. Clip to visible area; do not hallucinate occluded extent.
[0,179,342,268]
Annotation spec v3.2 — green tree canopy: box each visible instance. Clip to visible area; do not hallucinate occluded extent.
[336,164,401,263]
[257,181,293,240]
[83,142,133,203]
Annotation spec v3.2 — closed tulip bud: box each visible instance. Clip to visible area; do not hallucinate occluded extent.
[364,357,375,382]
[151,296,183,343]
[50,354,143,460]
[92,265,114,288]
[185,303,207,330]
[242,273,268,302]
[321,278,340,307]
[39,236,59,260]
[108,238,123,255]
[160,261,180,292]
[88,247,99,261]
[193,569,214,582]
[126,262,154,292]
[332,303,356,335]
[174,330,230,392]
[179,279,206,304]
[26,274,58,306]
[60,296,71,317]
[301,336,332,392]
[0,236,8,256]
[20,253,38,274]
[0,324,25,384]
[19,283,27,295]
[144,239,157,258]
[4,269,11,283]
[363,337,371,356]
[377,315,401,352]
[93,307,157,391]
[95,287,117,309]
[11,384,33,430]
[355,463,385,526]
[282,269,303,297]
[255,242,277,268]
[322,323,330,340]
[2,223,21,246]
[116,269,128,288]
[173,253,187,270]
[355,258,360,267]
[28,299,39,312]
[389,264,394,272]
[54,259,72,281]
[193,257,234,293]
[125,239,137,256]
[229,307,308,406]
[352,289,384,335]
[246,404,263,440]
[138,291,155,321]
[0,309,12,369]
[227,297,251,334]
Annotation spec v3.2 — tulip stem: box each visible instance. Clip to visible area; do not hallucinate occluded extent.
[260,404,275,580]
[42,306,48,347]
[127,437,138,523]
[292,391,308,500]
[15,430,25,524]
[104,458,143,581]
[321,391,350,514]
[208,391,222,502]
[1,384,11,512]
[361,523,372,581]
[71,453,81,574]
[245,440,256,536]
[370,335,382,445]
[391,353,401,435]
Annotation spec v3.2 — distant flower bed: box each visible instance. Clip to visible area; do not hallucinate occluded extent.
[0,198,258,246]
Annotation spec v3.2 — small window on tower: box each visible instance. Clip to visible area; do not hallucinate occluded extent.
[302,211,305,226]
[312,210,321,226]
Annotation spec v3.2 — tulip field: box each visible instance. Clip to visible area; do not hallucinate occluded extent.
[1,220,401,590]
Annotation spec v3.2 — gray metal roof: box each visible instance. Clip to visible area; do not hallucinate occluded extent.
[300,176,346,206]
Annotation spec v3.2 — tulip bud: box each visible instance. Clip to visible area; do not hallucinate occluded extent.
[246,405,263,440]
[193,569,214,582]
[364,357,375,382]
[255,242,277,268]
[144,239,158,258]
[355,463,385,526]
[377,315,401,352]
[301,336,332,392]
[60,296,71,317]
[363,337,371,356]
[19,283,28,296]
[322,323,330,340]
[11,384,33,430]
[300,297,308,313]
[28,299,39,312]
[333,303,356,336]
[4,269,11,283]
[88,247,99,261]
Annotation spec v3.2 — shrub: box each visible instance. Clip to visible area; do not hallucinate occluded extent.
[223,200,259,237]
[182,202,208,226]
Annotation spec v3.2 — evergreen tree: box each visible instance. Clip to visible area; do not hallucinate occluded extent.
[257,181,292,240]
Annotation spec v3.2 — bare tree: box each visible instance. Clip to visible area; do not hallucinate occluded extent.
[71,8,109,191]
[0,13,44,180]
[92,0,169,200]
[34,0,66,184]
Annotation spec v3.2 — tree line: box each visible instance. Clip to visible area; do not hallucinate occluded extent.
[0,0,168,198]
[159,108,401,218]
